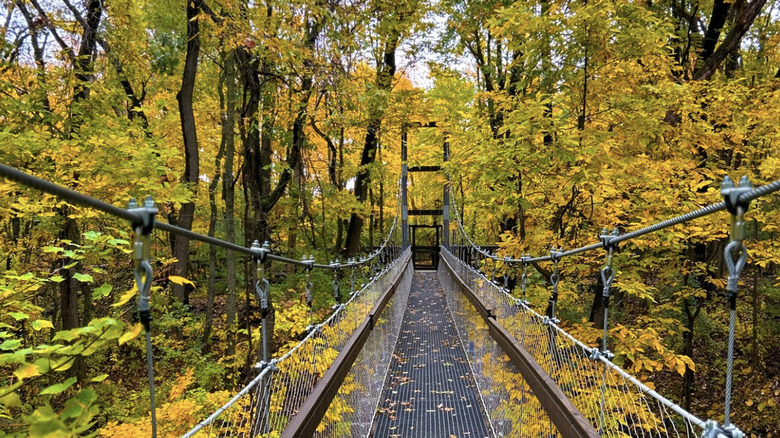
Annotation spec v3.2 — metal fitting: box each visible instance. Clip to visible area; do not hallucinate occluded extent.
[251,239,271,263]
[128,197,157,332]
[721,176,753,217]
[128,196,158,237]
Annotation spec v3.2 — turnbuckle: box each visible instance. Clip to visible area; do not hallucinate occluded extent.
[599,228,619,304]
[330,259,341,303]
[303,255,314,307]
[721,176,752,304]
[129,196,157,332]
[251,240,271,318]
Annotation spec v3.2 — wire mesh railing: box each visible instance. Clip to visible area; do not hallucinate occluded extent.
[441,247,705,438]
[182,250,413,438]
[439,264,557,437]
[323,260,413,437]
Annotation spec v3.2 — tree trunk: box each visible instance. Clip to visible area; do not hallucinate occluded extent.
[223,54,238,358]
[72,0,102,103]
[173,0,203,304]
[692,0,768,81]
[681,295,702,410]
[344,31,401,256]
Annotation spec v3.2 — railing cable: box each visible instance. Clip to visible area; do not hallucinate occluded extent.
[449,175,780,264]
[0,163,400,270]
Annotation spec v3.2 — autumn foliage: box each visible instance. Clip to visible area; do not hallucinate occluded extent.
[1,0,779,436]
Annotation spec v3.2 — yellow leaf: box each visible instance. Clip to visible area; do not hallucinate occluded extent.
[31,319,54,331]
[168,276,195,287]
[14,363,41,380]
[118,323,143,345]
[746,399,753,407]
[112,286,137,307]
[675,359,685,376]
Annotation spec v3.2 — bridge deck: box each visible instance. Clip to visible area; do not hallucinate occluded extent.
[373,272,492,438]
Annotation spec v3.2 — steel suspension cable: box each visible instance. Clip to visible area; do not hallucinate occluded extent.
[450,177,780,263]
[0,163,401,270]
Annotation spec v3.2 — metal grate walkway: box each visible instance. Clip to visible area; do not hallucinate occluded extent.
[372,272,492,438]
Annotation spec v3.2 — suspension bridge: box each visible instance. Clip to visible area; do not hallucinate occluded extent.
[1,154,778,438]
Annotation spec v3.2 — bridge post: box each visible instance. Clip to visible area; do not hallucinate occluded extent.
[442,136,450,249]
[401,125,410,248]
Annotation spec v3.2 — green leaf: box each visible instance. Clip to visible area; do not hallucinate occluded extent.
[73,273,93,283]
[62,261,78,270]
[8,312,29,321]
[107,238,130,246]
[0,391,21,408]
[40,377,77,395]
[50,275,65,283]
[0,339,21,351]
[31,320,54,331]
[42,246,63,254]
[82,231,101,241]
[92,283,112,300]
[53,330,80,342]
[90,374,108,382]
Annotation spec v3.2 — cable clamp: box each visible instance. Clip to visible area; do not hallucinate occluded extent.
[702,420,745,438]
[250,240,271,263]
[542,316,560,326]
[599,227,620,251]
[515,298,529,307]
[721,424,745,438]
[255,360,268,370]
[129,196,158,236]
[721,176,753,216]
[588,348,614,361]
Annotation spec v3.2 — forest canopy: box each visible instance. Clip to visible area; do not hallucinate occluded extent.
[0,0,779,436]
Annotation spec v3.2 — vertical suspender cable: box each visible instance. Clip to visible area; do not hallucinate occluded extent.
[721,176,751,427]
[596,228,619,435]
[129,197,158,438]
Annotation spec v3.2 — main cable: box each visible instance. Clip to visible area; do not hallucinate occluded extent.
[0,163,401,270]
[451,178,780,263]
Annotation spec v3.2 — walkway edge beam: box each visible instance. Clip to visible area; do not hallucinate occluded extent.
[440,254,600,438]
[280,251,412,438]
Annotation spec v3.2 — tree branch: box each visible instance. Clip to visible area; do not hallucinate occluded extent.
[693,0,768,80]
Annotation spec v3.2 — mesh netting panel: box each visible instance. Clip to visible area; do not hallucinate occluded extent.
[183,251,412,438]
[441,248,701,438]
